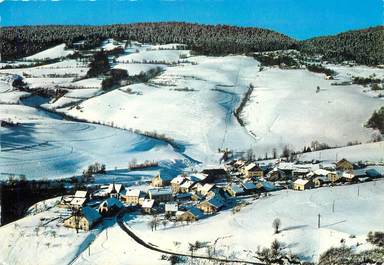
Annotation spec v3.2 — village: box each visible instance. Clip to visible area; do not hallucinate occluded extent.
[60,157,384,232]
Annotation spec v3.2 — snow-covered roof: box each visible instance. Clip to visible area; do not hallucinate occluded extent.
[106,183,124,194]
[188,173,208,182]
[278,162,295,170]
[124,189,142,197]
[101,197,124,209]
[205,194,224,209]
[70,197,86,206]
[228,183,244,194]
[314,169,331,176]
[142,199,155,208]
[293,168,310,174]
[366,168,382,177]
[171,175,186,185]
[294,179,309,185]
[198,183,215,194]
[149,187,172,196]
[244,163,261,171]
[186,206,205,219]
[176,192,192,200]
[82,207,101,224]
[242,181,257,190]
[180,180,195,189]
[165,202,178,212]
[74,190,88,198]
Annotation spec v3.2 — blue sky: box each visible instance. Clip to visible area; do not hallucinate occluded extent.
[0,0,382,39]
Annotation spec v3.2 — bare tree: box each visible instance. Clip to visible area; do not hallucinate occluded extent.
[272,218,281,234]
[272,148,277,159]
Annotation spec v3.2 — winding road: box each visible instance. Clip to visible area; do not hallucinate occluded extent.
[116,209,265,265]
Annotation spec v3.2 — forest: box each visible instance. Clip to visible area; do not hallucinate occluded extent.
[1,23,383,65]
[1,22,297,60]
[300,26,384,65]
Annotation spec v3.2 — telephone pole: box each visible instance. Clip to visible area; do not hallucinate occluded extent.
[332,200,335,213]
[318,214,321,228]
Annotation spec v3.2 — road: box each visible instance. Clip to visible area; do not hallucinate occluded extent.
[116,209,264,265]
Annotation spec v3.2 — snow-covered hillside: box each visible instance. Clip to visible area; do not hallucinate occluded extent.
[0,104,188,180]
[126,179,384,263]
[53,45,384,163]
[25,44,74,60]
[243,68,383,155]
[2,180,382,265]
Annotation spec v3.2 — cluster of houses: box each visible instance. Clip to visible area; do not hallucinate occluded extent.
[60,158,383,231]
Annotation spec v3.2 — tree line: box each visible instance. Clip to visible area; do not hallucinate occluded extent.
[1,22,297,60]
[300,26,384,66]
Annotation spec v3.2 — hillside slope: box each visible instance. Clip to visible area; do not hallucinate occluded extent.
[300,26,384,65]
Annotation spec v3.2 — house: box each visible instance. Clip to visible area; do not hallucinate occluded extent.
[336,159,353,171]
[188,173,208,183]
[70,197,87,209]
[242,163,264,178]
[198,194,224,214]
[121,189,145,205]
[64,207,101,231]
[313,176,330,188]
[176,207,204,222]
[165,202,178,216]
[255,181,276,192]
[277,162,295,178]
[225,183,245,197]
[292,168,311,178]
[170,175,186,193]
[328,171,341,183]
[366,168,382,178]
[74,190,89,200]
[201,168,227,183]
[241,181,258,194]
[179,180,195,193]
[196,183,216,195]
[342,172,358,183]
[293,179,313,191]
[106,183,124,199]
[148,187,173,202]
[141,199,155,214]
[98,197,124,216]
[151,173,172,187]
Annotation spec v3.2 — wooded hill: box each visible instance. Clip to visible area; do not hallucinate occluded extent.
[1,23,383,65]
[1,22,297,60]
[300,26,384,65]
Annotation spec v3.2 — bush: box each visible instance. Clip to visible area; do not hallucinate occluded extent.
[366,107,384,133]
[86,50,110,77]
[101,77,114,90]
[306,64,336,77]
[367,231,384,247]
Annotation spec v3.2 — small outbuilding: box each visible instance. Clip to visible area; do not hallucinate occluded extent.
[293,179,313,191]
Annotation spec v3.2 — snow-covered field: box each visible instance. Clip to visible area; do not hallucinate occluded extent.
[63,55,258,164]
[25,44,74,60]
[0,199,103,265]
[243,68,384,155]
[57,47,384,163]
[126,179,384,263]
[0,105,188,180]
[2,180,382,265]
